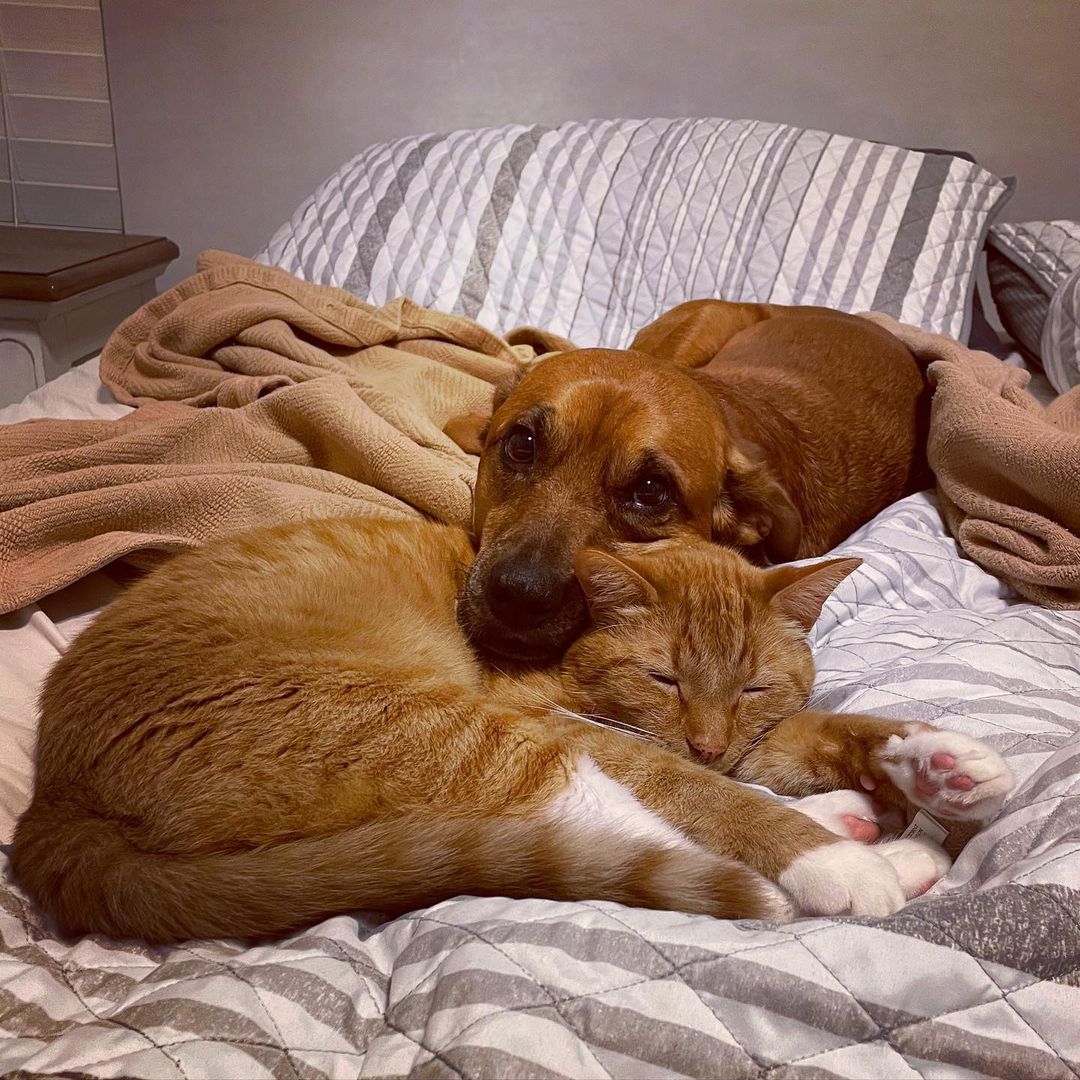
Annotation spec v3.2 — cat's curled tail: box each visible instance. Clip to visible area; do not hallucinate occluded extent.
[13,799,792,943]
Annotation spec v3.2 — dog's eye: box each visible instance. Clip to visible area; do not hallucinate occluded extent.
[631,473,670,510]
[503,425,536,467]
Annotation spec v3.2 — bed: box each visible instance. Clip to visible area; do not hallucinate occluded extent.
[1,117,1078,1078]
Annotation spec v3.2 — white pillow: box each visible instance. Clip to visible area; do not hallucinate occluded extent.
[987,220,1080,372]
[259,117,1012,345]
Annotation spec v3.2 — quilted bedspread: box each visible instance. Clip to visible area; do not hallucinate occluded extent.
[2,493,1078,1078]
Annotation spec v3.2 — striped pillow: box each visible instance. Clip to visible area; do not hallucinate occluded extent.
[1045,265,1080,393]
[987,220,1080,368]
[259,117,1012,345]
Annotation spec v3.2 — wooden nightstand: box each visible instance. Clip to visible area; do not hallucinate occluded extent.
[0,228,179,407]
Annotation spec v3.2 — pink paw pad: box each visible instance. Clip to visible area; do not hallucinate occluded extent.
[878,728,1015,822]
[841,815,883,844]
[916,762,976,798]
[791,790,901,843]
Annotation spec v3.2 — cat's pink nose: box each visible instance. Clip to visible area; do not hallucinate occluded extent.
[687,737,727,764]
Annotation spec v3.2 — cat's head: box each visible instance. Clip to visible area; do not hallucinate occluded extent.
[559,538,861,771]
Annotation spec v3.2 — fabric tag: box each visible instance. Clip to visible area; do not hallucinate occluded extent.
[901,809,949,845]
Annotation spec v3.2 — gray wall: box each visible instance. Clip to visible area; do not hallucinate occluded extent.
[102,0,1080,289]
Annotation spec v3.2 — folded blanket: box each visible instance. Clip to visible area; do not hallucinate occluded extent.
[863,313,1080,607]
[0,252,575,615]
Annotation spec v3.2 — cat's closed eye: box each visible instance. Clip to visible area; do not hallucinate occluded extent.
[649,672,679,690]
[742,685,771,696]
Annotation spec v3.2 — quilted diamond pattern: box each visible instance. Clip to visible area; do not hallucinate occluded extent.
[2,120,1058,1079]
[990,219,1080,295]
[257,117,1011,345]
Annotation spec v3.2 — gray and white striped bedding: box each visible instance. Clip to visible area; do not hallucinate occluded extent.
[3,118,1077,1077]
[989,221,1080,300]
[1045,264,1080,394]
[258,118,1010,345]
[987,220,1080,391]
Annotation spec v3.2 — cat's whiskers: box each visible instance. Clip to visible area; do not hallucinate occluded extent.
[487,666,662,743]
[502,681,662,744]
[560,705,662,743]
[528,703,662,743]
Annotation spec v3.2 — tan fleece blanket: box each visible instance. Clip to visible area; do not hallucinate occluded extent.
[864,313,1080,608]
[0,251,572,615]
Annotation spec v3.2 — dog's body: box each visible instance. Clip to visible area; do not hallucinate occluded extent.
[663,303,931,560]
[449,300,929,663]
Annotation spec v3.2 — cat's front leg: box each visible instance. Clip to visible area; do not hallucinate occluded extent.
[731,711,1014,823]
[573,729,948,916]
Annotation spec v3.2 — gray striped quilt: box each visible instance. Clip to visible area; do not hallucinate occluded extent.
[990,221,1080,300]
[1046,264,1080,393]
[2,493,1078,1077]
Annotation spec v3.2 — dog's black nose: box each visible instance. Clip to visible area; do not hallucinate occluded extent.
[485,553,573,629]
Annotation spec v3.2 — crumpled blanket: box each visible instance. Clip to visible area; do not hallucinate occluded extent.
[863,312,1080,608]
[0,252,575,615]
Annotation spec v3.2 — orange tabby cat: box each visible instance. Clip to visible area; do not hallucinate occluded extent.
[13,518,949,944]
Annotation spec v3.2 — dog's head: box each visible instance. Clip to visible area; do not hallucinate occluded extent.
[447,348,801,663]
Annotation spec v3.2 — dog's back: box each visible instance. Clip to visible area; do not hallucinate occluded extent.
[636,301,931,555]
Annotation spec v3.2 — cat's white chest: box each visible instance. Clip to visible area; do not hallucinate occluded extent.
[546,755,697,851]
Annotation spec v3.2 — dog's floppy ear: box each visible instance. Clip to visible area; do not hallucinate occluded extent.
[712,445,803,563]
[442,365,526,454]
[443,413,489,455]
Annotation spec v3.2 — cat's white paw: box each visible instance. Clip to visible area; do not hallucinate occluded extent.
[791,789,904,843]
[778,840,906,917]
[875,837,952,899]
[876,726,1015,821]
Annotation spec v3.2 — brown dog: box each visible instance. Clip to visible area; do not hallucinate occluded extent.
[447,300,929,663]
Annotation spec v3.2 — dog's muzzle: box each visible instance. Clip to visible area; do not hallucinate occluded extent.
[458,546,589,663]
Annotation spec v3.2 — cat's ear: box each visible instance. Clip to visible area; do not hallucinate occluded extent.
[443,366,526,455]
[764,557,862,632]
[713,444,803,563]
[574,549,658,622]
